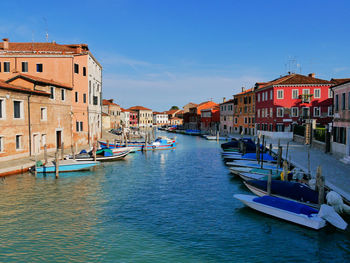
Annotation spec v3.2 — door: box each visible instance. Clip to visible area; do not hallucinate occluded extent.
[56,130,62,149]
[33,134,40,154]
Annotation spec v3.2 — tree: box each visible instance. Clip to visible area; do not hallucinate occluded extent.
[170,106,179,110]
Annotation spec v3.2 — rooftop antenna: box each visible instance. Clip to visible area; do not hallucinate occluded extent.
[286,56,297,74]
[43,17,49,42]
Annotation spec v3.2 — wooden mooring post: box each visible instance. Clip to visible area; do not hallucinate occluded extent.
[44,144,48,164]
[93,142,97,162]
[260,135,265,169]
[277,146,282,168]
[269,143,272,156]
[267,172,272,195]
[256,137,260,163]
[282,160,288,181]
[316,166,325,206]
[55,151,59,178]
[34,154,37,177]
[71,144,75,160]
[60,142,64,160]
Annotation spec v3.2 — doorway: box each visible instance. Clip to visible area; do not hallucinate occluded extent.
[33,134,40,154]
[56,130,62,149]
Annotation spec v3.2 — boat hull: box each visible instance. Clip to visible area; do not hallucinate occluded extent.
[234,194,325,230]
[35,160,99,173]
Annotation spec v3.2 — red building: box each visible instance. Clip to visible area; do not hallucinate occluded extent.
[255,73,334,132]
[129,110,138,127]
[183,101,218,130]
[200,105,220,134]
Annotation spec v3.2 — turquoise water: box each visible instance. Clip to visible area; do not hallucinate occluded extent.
[0,132,350,262]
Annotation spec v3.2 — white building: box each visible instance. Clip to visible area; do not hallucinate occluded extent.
[88,53,102,144]
[219,98,235,135]
[121,108,130,128]
[153,112,169,126]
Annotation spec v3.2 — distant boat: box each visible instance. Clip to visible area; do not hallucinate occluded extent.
[99,137,176,151]
[32,159,100,173]
[234,194,326,230]
[224,153,276,163]
[243,180,319,208]
[185,129,201,136]
[203,135,228,140]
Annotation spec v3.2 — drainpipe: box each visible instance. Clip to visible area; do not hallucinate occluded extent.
[28,94,32,156]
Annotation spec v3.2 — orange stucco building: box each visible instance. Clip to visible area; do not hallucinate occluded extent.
[0,38,102,147]
[233,88,255,135]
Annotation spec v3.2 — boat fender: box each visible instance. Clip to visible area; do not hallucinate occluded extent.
[326,191,350,214]
[152,145,156,149]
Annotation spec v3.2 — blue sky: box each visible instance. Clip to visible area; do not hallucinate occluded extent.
[1,0,350,111]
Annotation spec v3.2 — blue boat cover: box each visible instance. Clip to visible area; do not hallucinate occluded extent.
[241,153,275,161]
[253,195,318,216]
[221,138,256,152]
[80,149,87,154]
[248,180,318,204]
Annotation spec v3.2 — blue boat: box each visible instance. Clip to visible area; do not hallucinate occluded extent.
[224,153,276,163]
[185,129,201,136]
[244,180,319,208]
[33,159,100,173]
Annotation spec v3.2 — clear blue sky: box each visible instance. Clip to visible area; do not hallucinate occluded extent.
[1,0,350,111]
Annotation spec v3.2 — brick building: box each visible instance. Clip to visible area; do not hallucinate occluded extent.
[233,88,255,135]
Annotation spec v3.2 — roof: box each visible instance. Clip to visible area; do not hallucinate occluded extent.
[235,88,254,96]
[166,109,180,115]
[331,78,350,85]
[195,101,218,114]
[256,73,333,90]
[201,105,220,112]
[0,39,88,54]
[102,112,109,117]
[0,79,50,96]
[102,99,120,107]
[170,117,182,120]
[219,98,235,105]
[331,79,350,90]
[6,73,72,89]
[128,106,152,111]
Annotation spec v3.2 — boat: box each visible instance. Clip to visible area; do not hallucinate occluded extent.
[203,135,229,140]
[69,149,130,161]
[234,194,326,230]
[98,136,176,151]
[237,172,280,181]
[32,159,100,173]
[229,167,281,176]
[223,153,276,163]
[243,180,319,208]
[185,129,201,136]
[226,160,282,171]
[111,146,136,154]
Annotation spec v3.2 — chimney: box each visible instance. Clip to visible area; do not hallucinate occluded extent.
[242,87,245,92]
[308,73,315,78]
[223,97,226,103]
[2,38,9,50]
[76,44,82,53]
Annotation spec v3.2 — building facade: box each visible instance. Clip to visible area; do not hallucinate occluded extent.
[200,105,220,134]
[102,99,121,129]
[0,38,102,146]
[255,73,334,134]
[233,88,255,135]
[219,98,235,135]
[153,112,169,126]
[0,77,72,162]
[183,101,218,130]
[128,106,153,128]
[120,108,130,128]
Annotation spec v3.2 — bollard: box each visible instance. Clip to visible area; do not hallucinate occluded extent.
[44,144,48,164]
[61,142,64,160]
[267,173,272,195]
[55,151,59,178]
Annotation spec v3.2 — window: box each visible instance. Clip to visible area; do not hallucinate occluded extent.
[0,136,3,152]
[335,94,339,112]
[244,117,247,124]
[277,90,284,99]
[74,63,79,74]
[270,108,273,118]
[314,89,321,99]
[291,107,299,117]
[40,107,47,121]
[36,63,43,72]
[313,107,320,117]
[83,93,86,103]
[0,98,5,119]
[13,101,23,119]
[277,107,284,117]
[270,90,273,100]
[75,92,78,102]
[61,89,65,101]
[50,87,55,99]
[329,88,333,98]
[234,118,238,124]
[257,109,260,118]
[258,93,260,102]
[4,62,10,72]
[83,67,86,76]
[302,107,310,118]
[15,135,22,149]
[41,134,46,147]
[328,106,333,116]
[333,126,346,145]
[21,62,28,72]
[262,93,264,101]
[76,121,84,132]
[292,89,299,99]
[342,93,346,110]
[302,89,310,103]
[80,122,83,131]
[93,96,98,105]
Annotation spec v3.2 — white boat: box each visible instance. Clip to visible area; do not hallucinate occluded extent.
[111,146,136,153]
[226,160,282,171]
[234,194,326,230]
[229,167,280,176]
[204,135,228,140]
[237,172,280,181]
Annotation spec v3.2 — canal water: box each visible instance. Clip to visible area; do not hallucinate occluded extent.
[0,132,350,262]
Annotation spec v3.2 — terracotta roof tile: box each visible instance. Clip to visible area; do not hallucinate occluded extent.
[235,88,254,96]
[6,73,72,89]
[0,79,50,96]
[102,99,120,106]
[331,78,350,85]
[128,106,152,111]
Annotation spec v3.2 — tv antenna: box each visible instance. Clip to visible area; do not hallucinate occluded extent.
[43,17,49,42]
